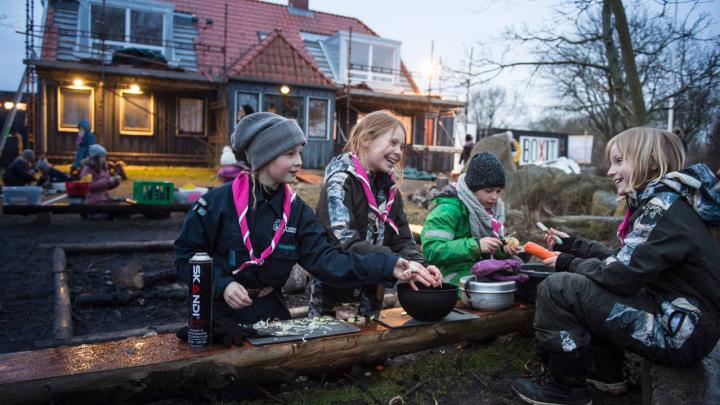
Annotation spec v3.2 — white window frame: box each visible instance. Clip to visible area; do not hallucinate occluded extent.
[307,97,331,140]
[338,32,401,87]
[176,96,207,137]
[119,90,155,136]
[81,0,174,60]
[57,86,95,133]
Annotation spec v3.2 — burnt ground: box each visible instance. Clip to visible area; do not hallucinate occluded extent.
[0,195,641,404]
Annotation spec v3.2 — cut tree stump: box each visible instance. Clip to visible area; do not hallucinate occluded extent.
[0,305,534,404]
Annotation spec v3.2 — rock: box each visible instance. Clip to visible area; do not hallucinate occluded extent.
[435,176,449,189]
[591,190,620,216]
[112,261,144,290]
[283,264,310,294]
[464,133,516,174]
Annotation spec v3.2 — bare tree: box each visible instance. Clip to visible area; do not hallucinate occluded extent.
[473,0,720,143]
[469,85,526,133]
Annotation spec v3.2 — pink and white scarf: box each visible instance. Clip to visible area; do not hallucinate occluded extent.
[231,172,295,274]
[350,154,399,235]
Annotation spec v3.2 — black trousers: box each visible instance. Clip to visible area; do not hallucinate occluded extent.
[534,272,719,368]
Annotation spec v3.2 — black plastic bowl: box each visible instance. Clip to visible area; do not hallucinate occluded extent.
[396,282,458,322]
[517,264,555,303]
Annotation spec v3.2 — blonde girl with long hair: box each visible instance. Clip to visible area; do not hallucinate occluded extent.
[308,110,439,317]
[512,127,720,405]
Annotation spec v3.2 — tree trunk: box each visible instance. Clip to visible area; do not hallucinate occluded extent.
[609,0,647,126]
[602,0,626,137]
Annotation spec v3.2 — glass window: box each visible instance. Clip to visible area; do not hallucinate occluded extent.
[372,45,394,73]
[58,87,94,132]
[120,92,154,135]
[178,98,204,135]
[263,95,304,131]
[413,115,425,145]
[308,99,328,139]
[130,10,163,46]
[91,5,125,42]
[236,92,259,126]
[350,42,370,70]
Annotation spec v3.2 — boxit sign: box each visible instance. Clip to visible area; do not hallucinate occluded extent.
[518,136,560,165]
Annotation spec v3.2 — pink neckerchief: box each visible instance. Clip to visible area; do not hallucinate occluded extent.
[350,153,399,235]
[616,208,636,245]
[231,171,295,274]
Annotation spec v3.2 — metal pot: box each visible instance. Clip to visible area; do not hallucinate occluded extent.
[459,276,516,311]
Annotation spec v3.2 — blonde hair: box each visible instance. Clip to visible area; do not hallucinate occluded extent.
[343,110,407,180]
[605,127,685,192]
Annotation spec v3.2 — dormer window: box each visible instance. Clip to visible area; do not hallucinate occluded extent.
[349,42,395,83]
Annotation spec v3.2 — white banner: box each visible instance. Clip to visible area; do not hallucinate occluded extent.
[518,136,560,165]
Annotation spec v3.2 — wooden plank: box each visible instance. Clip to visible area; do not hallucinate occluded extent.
[0,305,533,403]
[296,169,324,185]
[39,240,175,253]
[2,203,192,216]
[409,224,422,243]
[52,248,73,341]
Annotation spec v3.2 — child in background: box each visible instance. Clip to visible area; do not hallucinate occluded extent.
[512,128,720,405]
[2,149,36,186]
[80,144,121,204]
[36,157,71,188]
[217,145,247,183]
[175,112,441,329]
[308,110,437,317]
[421,151,519,285]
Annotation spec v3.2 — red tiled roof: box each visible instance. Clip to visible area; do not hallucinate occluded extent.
[229,30,335,88]
[170,0,375,77]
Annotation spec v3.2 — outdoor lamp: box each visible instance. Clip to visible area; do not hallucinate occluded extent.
[129,84,142,93]
[73,78,84,86]
[280,85,291,95]
[3,101,14,110]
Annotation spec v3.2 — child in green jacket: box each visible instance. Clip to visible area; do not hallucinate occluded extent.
[421,151,519,284]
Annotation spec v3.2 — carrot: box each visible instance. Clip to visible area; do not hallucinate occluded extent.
[523,242,560,260]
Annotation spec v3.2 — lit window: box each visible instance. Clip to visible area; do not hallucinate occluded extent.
[178,97,205,136]
[308,98,328,139]
[120,92,154,135]
[58,87,94,132]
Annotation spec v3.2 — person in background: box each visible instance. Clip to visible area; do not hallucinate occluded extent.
[71,119,95,178]
[80,144,121,205]
[2,149,36,186]
[217,145,248,183]
[36,157,71,188]
[459,134,475,165]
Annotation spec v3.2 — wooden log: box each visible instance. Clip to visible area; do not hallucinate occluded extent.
[53,248,73,341]
[0,305,534,404]
[34,322,186,348]
[39,240,175,253]
[3,203,191,216]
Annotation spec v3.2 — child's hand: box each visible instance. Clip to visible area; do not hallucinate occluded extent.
[479,237,503,254]
[393,259,441,290]
[544,228,569,250]
[542,255,558,269]
[503,243,519,257]
[223,282,253,310]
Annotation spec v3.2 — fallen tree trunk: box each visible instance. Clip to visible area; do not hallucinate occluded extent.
[53,248,73,340]
[40,240,175,253]
[0,305,534,404]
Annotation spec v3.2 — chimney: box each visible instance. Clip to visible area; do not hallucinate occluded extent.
[289,0,308,10]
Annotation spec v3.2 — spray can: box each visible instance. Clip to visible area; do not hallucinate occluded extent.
[188,252,213,349]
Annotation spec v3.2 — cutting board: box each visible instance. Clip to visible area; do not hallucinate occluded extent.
[246,317,360,346]
[370,307,479,329]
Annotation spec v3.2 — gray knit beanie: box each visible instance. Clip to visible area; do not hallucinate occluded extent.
[464,151,506,191]
[89,144,107,158]
[231,112,306,170]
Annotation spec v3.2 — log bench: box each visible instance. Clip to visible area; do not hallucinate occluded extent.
[0,305,533,404]
[0,203,192,217]
[642,341,720,405]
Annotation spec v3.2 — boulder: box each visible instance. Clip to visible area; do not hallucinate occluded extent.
[464,133,516,174]
[591,190,620,216]
[283,264,310,294]
[112,261,144,290]
[546,215,621,243]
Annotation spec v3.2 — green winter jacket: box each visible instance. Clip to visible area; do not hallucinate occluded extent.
[421,193,508,285]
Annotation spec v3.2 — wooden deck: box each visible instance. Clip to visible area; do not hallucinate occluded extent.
[0,305,533,404]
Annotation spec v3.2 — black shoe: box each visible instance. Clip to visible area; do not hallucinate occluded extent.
[512,373,592,405]
[586,364,627,395]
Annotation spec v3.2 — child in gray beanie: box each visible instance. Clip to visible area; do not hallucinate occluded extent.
[174,112,442,332]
